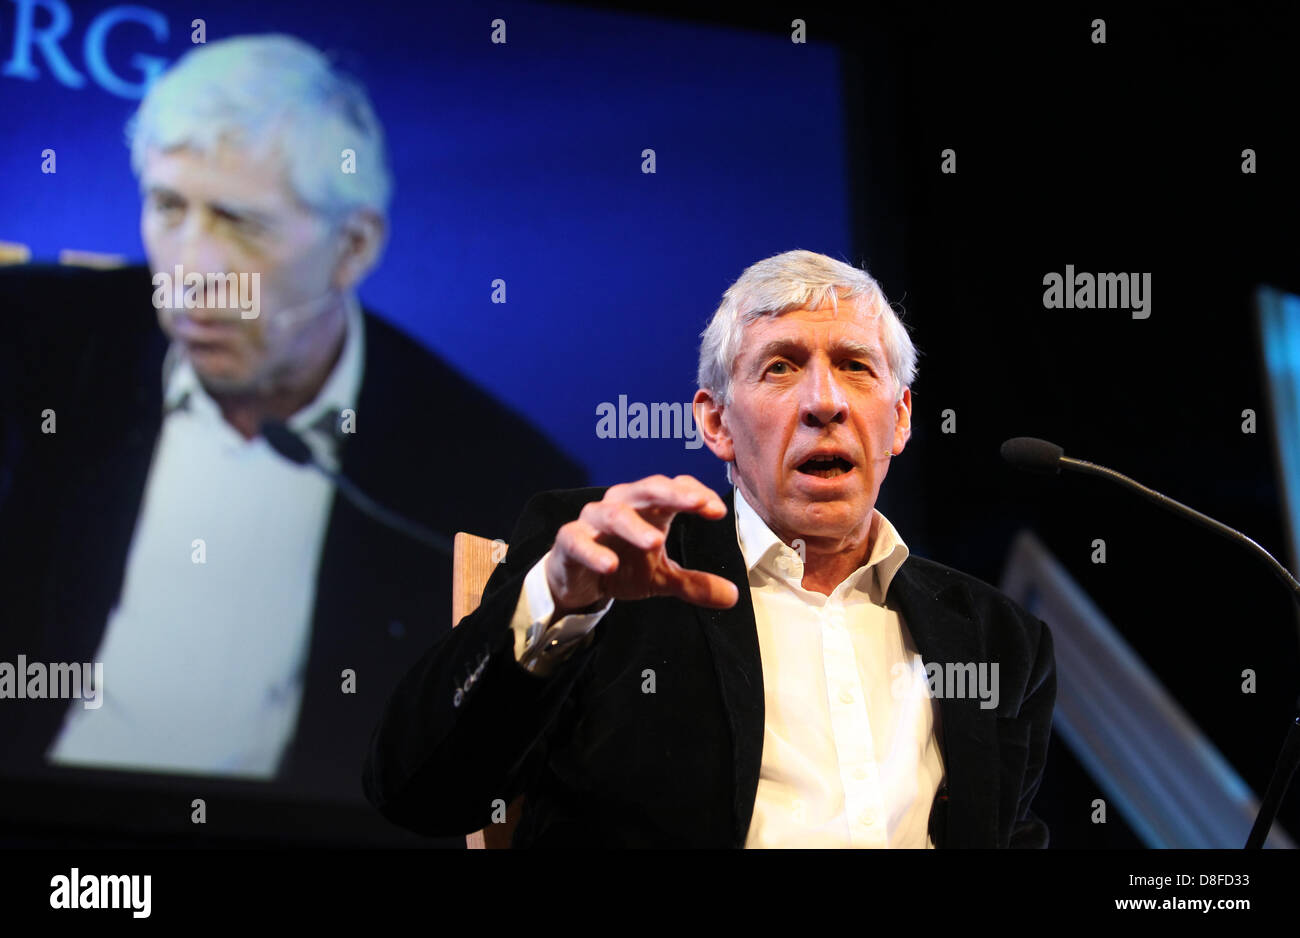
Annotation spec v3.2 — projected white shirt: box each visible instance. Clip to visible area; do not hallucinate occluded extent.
[48,298,364,779]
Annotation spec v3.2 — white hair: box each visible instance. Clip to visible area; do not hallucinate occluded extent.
[127,34,392,219]
[697,250,918,484]
[698,249,918,405]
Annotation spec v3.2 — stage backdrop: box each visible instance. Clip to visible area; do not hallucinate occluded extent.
[1,0,854,489]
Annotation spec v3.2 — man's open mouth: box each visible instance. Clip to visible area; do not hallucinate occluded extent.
[796,455,854,478]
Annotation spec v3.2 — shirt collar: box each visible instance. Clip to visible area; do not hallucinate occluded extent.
[161,294,366,467]
[732,484,910,602]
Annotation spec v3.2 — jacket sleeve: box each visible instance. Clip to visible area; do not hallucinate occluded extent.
[361,488,601,836]
[1008,619,1057,848]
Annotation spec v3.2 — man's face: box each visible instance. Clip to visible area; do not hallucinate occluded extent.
[140,141,342,392]
[698,296,912,548]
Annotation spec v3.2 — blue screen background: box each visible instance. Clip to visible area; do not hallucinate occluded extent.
[2,0,853,489]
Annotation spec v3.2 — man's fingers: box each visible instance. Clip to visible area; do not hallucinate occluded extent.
[607,474,727,519]
[660,563,739,609]
[669,474,728,519]
[581,500,664,551]
[555,519,620,575]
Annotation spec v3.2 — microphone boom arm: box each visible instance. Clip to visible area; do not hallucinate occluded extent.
[1061,456,1300,602]
[310,463,454,557]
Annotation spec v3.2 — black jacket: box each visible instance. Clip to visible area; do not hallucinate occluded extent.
[0,264,584,803]
[363,486,1057,847]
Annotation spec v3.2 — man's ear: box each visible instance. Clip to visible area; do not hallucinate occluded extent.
[892,387,912,455]
[330,208,387,292]
[693,388,735,464]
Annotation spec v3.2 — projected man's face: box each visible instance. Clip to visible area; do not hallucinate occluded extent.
[697,296,912,553]
[139,141,345,393]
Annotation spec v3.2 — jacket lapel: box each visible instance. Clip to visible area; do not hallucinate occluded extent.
[886,561,998,848]
[30,320,165,758]
[677,490,765,848]
[47,324,167,660]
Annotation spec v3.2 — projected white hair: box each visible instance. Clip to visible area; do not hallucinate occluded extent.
[697,250,917,406]
[127,34,392,219]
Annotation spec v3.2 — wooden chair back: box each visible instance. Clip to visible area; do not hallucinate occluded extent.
[452,532,524,849]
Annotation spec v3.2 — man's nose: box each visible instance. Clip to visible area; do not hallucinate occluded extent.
[175,215,229,277]
[800,360,848,427]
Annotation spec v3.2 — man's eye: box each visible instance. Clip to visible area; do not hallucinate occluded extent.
[223,215,264,236]
[768,361,790,375]
[845,360,870,372]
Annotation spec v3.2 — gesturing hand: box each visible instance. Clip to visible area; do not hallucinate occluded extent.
[544,474,741,619]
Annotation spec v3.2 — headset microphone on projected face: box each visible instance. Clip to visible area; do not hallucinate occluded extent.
[266,288,344,334]
[161,286,342,333]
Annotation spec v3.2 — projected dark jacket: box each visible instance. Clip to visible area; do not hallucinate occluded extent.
[0,264,583,804]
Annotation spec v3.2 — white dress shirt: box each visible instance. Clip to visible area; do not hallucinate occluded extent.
[48,298,364,779]
[509,485,945,847]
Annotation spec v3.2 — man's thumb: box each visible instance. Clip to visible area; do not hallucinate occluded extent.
[663,564,739,609]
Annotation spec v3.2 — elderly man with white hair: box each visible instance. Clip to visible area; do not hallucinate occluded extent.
[365,248,1057,848]
[0,34,580,803]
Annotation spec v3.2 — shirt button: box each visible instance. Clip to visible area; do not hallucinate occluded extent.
[859,810,875,826]
[854,767,869,780]
[839,691,854,704]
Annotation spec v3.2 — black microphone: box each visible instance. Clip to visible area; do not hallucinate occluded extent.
[1000,436,1064,475]
[261,419,453,557]
[1002,436,1300,601]
[1002,435,1300,849]
[261,419,315,467]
